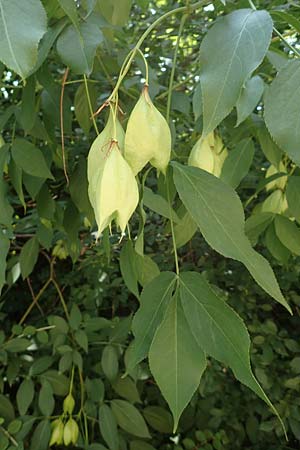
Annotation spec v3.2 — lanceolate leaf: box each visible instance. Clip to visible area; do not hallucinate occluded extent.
[179,271,285,432]
[236,75,264,126]
[110,400,150,438]
[200,9,272,135]
[11,139,53,180]
[286,176,300,223]
[149,292,206,431]
[0,231,9,294]
[172,162,291,312]
[274,215,300,255]
[99,404,119,450]
[20,236,39,279]
[125,272,177,373]
[221,138,255,188]
[264,60,300,166]
[56,19,103,75]
[0,0,47,79]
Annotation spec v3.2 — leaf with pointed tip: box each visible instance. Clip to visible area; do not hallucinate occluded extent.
[236,76,264,126]
[172,162,291,313]
[0,0,47,79]
[179,271,286,434]
[11,139,53,180]
[221,138,254,188]
[126,272,177,373]
[274,215,300,255]
[265,60,300,166]
[56,20,103,75]
[110,400,150,438]
[149,292,206,431]
[200,9,272,135]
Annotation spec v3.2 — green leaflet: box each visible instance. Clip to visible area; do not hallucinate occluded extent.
[286,176,300,224]
[264,60,300,166]
[99,404,119,450]
[220,138,255,189]
[274,215,300,255]
[57,0,80,31]
[125,272,177,373]
[11,138,53,180]
[174,210,198,249]
[0,0,47,79]
[56,19,103,75]
[143,186,180,223]
[120,240,139,298]
[193,82,202,120]
[0,144,13,226]
[265,222,290,264]
[245,212,274,246]
[179,271,286,435]
[149,292,206,431]
[200,9,272,135]
[110,400,150,438]
[236,75,264,126]
[17,379,35,416]
[172,162,291,313]
[30,419,51,450]
[0,231,9,294]
[20,236,40,279]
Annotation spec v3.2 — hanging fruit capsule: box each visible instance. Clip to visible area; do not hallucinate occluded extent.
[188,132,215,173]
[63,418,79,446]
[49,419,64,446]
[88,109,125,210]
[87,108,138,236]
[124,85,171,175]
[87,117,139,237]
[63,393,75,415]
[188,131,228,177]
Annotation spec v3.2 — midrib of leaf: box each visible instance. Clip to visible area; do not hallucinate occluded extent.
[180,277,286,435]
[177,166,284,303]
[203,11,253,134]
[0,1,23,77]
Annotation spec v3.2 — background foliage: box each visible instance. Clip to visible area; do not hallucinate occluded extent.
[0,0,300,449]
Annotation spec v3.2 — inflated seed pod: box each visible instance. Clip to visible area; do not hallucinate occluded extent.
[124,85,171,175]
[88,136,139,237]
[88,110,125,211]
[63,393,75,415]
[265,162,287,191]
[188,132,215,174]
[49,419,64,446]
[63,418,79,445]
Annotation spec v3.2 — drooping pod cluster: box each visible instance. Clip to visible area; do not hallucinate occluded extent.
[188,131,228,177]
[49,393,79,447]
[87,87,171,237]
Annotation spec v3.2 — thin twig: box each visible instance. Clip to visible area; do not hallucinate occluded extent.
[27,278,44,316]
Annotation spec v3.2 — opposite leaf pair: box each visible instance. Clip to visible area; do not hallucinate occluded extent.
[126,271,283,432]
